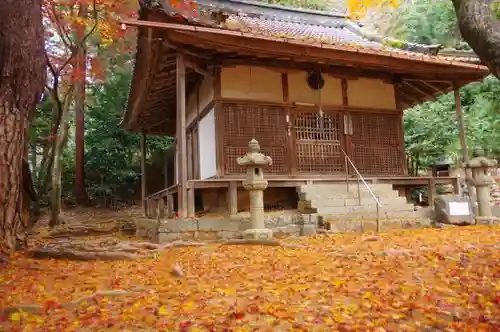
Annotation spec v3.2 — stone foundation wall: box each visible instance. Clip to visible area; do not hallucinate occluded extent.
[135,212,432,243]
[135,212,318,243]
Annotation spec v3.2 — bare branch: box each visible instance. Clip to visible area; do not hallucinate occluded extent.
[48,2,74,49]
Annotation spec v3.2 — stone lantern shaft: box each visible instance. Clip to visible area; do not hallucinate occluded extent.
[465,148,498,218]
[236,139,273,240]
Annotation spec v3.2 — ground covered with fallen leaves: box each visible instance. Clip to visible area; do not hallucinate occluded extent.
[1,210,500,331]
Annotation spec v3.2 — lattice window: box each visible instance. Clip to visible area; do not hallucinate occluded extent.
[350,112,403,175]
[223,103,288,175]
[294,111,344,174]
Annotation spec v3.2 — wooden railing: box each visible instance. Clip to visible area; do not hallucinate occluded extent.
[144,184,178,219]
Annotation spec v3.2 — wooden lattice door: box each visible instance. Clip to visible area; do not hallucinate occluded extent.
[223,102,288,175]
[293,110,345,174]
[348,112,404,175]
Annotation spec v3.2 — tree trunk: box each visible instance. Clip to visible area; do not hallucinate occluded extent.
[74,5,89,206]
[0,0,45,254]
[0,103,27,253]
[50,97,72,227]
[452,0,500,78]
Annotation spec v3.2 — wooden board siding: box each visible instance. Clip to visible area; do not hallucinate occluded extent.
[222,102,288,175]
[349,112,404,176]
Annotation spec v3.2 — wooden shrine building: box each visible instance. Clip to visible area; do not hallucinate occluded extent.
[122,0,489,218]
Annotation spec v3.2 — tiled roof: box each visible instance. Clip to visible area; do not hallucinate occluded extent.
[142,0,444,55]
[223,15,387,49]
[138,0,482,66]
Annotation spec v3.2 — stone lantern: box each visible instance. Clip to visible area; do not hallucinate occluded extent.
[236,139,273,240]
[465,147,498,218]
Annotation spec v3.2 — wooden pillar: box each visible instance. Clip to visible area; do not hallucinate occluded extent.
[341,79,352,176]
[228,181,238,215]
[167,194,174,218]
[427,178,436,206]
[187,132,193,180]
[282,73,296,175]
[214,66,224,178]
[159,198,165,219]
[140,132,148,217]
[164,149,169,189]
[453,84,475,200]
[187,183,195,218]
[394,84,408,175]
[176,51,188,218]
[150,199,158,219]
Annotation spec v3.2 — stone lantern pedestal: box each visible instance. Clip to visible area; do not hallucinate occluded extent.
[236,139,273,240]
[465,148,498,220]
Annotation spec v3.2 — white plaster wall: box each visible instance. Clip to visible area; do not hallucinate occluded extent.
[198,108,217,179]
[185,76,215,127]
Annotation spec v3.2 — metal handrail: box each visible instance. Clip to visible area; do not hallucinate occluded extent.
[341,149,382,232]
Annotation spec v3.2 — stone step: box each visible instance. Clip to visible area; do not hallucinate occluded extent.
[325,218,431,233]
[316,205,416,217]
[309,196,408,207]
[300,190,400,200]
[298,183,395,194]
[300,188,399,197]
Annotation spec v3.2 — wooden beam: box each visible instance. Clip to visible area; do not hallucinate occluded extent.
[402,81,437,101]
[185,58,212,78]
[176,52,188,218]
[221,57,393,81]
[162,39,211,60]
[140,133,148,217]
[418,80,446,94]
[129,29,162,129]
[453,84,475,203]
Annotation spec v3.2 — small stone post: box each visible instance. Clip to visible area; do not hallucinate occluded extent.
[465,147,498,218]
[237,139,273,240]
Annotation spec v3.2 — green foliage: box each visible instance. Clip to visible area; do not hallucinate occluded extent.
[392,0,461,47]
[84,65,172,198]
[493,1,500,20]
[388,0,500,174]
[405,78,500,172]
